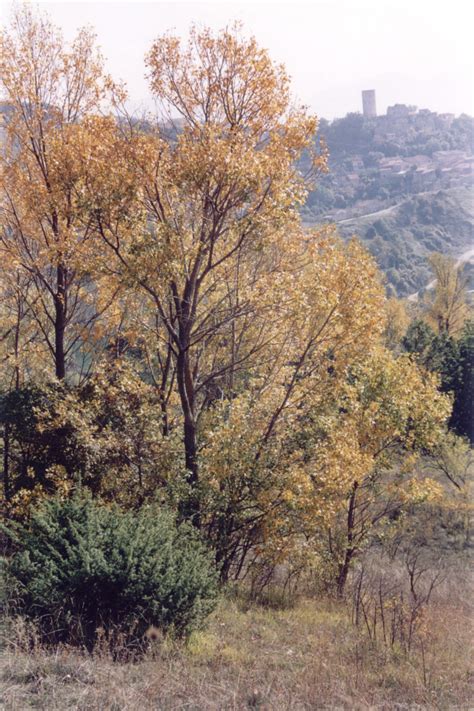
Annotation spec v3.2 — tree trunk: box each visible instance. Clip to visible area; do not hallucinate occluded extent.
[2,423,11,503]
[176,347,200,526]
[336,480,358,597]
[54,264,66,380]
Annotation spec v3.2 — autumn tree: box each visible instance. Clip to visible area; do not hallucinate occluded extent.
[424,253,469,337]
[197,234,387,577]
[298,348,450,596]
[0,13,454,590]
[88,26,328,523]
[79,27,451,585]
[0,267,49,390]
[383,297,409,351]
[0,7,115,381]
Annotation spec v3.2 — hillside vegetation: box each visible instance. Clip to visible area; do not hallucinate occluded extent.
[0,8,472,711]
[301,110,474,295]
[1,576,472,710]
[336,187,473,296]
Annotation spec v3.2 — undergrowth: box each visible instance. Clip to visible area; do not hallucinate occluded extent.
[0,584,471,710]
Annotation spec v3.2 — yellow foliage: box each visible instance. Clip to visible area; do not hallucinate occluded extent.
[0,11,456,582]
[424,253,470,336]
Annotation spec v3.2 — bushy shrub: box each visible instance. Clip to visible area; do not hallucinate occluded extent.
[4,494,218,649]
[0,383,78,497]
[0,364,178,507]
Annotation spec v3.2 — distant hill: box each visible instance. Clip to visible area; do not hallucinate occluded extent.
[301,108,473,296]
[2,101,472,297]
[334,187,473,296]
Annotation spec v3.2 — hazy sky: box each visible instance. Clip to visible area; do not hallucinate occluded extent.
[2,0,473,119]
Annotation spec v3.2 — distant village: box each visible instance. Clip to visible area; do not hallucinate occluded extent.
[1,93,472,198]
[357,90,473,193]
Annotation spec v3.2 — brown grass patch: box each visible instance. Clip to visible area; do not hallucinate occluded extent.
[0,590,472,710]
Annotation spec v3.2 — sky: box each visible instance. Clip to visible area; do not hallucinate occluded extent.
[1,0,473,120]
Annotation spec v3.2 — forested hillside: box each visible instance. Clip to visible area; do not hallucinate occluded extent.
[336,187,473,296]
[301,111,474,295]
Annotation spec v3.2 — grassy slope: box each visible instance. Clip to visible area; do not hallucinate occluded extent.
[1,591,471,710]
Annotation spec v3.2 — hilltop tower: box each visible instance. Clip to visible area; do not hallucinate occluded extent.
[362,90,377,118]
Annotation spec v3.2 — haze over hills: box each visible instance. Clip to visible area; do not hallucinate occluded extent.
[301,98,474,296]
[1,96,472,298]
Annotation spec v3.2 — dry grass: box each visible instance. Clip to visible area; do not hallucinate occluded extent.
[0,589,472,711]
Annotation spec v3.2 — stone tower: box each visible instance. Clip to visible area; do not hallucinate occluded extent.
[362,90,376,118]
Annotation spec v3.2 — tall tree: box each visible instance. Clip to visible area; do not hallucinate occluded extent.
[90,26,328,522]
[0,7,113,380]
[425,253,469,337]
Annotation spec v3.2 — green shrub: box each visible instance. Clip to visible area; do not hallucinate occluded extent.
[4,494,218,649]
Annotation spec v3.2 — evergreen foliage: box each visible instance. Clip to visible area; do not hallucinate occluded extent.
[403,318,473,443]
[452,320,474,443]
[4,494,218,648]
[402,319,436,358]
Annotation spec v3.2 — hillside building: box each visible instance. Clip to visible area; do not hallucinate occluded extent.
[386,104,418,117]
[362,90,377,118]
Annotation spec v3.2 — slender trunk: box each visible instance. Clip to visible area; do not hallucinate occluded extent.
[54,263,66,380]
[176,347,200,526]
[14,284,21,389]
[183,413,198,483]
[337,480,359,597]
[3,423,10,503]
[158,336,173,437]
[217,549,232,584]
[160,395,169,437]
[215,507,236,582]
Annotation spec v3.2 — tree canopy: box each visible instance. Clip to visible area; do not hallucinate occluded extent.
[0,8,456,589]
